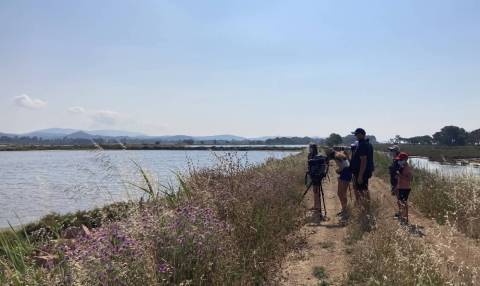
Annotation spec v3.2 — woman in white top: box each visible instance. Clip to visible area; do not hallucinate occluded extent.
[333,151,352,218]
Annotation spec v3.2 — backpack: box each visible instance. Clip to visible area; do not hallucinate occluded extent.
[307,155,329,185]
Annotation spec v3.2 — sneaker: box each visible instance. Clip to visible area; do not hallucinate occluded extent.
[394,212,400,219]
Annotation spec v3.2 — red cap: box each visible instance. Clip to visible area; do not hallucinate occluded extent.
[395,152,409,161]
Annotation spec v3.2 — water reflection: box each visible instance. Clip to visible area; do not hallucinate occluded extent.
[409,157,480,177]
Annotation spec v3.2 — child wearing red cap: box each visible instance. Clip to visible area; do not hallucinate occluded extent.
[395,152,413,225]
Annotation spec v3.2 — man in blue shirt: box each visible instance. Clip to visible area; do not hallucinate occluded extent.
[350,128,374,202]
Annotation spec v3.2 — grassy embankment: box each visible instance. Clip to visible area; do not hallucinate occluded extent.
[345,152,480,285]
[375,143,480,162]
[0,153,306,285]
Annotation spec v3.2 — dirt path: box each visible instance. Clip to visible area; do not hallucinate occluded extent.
[281,174,480,285]
[281,173,349,286]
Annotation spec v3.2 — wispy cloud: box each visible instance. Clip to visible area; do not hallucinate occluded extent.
[13,94,47,110]
[66,106,165,135]
[67,106,86,114]
[90,110,122,127]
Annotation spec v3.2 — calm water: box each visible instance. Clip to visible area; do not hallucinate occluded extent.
[0,150,296,228]
[409,157,480,176]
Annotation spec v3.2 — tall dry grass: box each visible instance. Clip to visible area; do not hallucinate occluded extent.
[346,220,446,286]
[0,152,306,285]
[374,152,480,238]
[345,153,479,285]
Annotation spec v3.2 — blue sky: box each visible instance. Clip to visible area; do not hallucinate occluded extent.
[1,0,479,140]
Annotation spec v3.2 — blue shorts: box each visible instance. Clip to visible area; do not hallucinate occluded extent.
[339,168,352,182]
[397,189,411,202]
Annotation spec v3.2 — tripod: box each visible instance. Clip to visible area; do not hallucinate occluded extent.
[302,180,327,218]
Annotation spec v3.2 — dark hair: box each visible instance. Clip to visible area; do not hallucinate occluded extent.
[308,143,318,160]
[326,149,336,160]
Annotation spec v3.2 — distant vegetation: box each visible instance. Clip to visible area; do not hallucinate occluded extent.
[323,133,378,147]
[390,125,480,146]
[325,133,343,146]
[376,144,480,161]
[2,125,477,151]
[376,125,480,161]
[264,136,322,145]
[0,133,322,147]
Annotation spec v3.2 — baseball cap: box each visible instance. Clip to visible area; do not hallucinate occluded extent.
[395,152,409,161]
[351,128,366,135]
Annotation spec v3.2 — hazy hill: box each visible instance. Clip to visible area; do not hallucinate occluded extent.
[194,135,247,141]
[63,131,96,140]
[23,128,80,139]
[88,130,146,137]
[0,132,14,138]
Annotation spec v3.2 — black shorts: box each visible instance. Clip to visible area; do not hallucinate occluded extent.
[353,175,369,191]
[397,189,411,202]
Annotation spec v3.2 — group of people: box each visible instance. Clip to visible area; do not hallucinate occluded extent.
[307,128,414,225]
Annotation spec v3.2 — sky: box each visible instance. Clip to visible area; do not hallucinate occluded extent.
[1,0,479,141]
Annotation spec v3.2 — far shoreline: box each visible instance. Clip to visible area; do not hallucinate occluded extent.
[0,144,306,152]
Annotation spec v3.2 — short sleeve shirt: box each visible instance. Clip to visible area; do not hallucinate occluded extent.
[350,139,374,176]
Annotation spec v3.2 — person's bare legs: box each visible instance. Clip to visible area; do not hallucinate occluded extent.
[399,200,409,224]
[405,203,409,223]
[353,181,360,205]
[397,197,402,217]
[337,180,348,212]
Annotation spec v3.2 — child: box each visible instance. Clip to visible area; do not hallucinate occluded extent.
[395,152,413,225]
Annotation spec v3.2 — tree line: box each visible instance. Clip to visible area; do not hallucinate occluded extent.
[324,133,378,147]
[390,126,480,146]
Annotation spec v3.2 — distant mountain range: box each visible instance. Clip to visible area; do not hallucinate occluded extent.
[0,128,336,145]
[0,128,257,142]
[21,128,146,139]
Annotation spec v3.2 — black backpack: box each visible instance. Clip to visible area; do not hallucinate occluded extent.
[307,155,329,185]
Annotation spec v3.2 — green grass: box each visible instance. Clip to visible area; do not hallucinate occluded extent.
[375,143,480,161]
[312,266,327,280]
[318,241,334,249]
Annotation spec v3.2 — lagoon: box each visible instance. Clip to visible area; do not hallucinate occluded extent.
[0,150,297,228]
[409,157,480,177]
